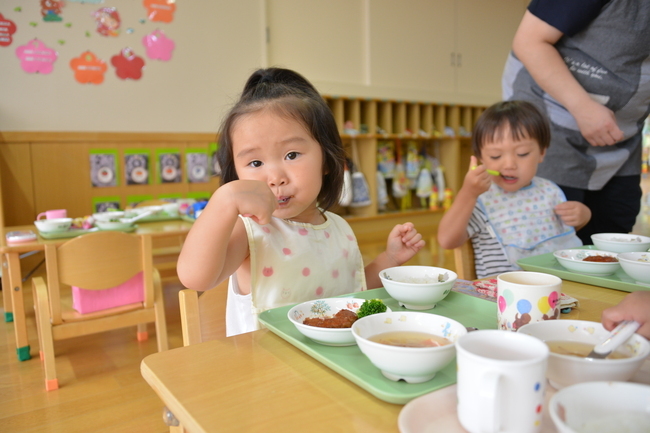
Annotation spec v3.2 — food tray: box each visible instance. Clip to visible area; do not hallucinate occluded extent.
[517,245,649,293]
[38,225,136,239]
[258,288,497,405]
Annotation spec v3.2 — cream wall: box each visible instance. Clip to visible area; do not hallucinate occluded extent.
[0,0,527,133]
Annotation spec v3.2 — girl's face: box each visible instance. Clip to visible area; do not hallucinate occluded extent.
[231,110,325,224]
[479,125,545,193]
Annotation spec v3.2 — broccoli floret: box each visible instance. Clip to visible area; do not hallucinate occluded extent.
[357,299,387,318]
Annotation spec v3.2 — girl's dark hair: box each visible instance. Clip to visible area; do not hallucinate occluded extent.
[217,68,345,211]
[472,100,551,158]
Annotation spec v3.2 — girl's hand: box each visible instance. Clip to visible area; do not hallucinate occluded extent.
[554,201,591,230]
[385,222,425,266]
[602,292,650,340]
[225,179,278,225]
[463,156,492,198]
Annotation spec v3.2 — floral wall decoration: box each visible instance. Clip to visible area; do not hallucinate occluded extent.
[0,13,17,46]
[70,50,107,84]
[15,38,57,74]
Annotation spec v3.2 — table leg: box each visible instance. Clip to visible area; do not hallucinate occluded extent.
[7,253,31,361]
[2,254,13,322]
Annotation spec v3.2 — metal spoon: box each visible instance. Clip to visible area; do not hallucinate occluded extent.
[586,320,641,360]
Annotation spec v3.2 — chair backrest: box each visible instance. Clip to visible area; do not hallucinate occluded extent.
[44,231,154,324]
[179,279,228,346]
[453,239,476,281]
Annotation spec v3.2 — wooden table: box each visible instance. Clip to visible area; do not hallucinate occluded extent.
[1,220,193,361]
[140,280,630,433]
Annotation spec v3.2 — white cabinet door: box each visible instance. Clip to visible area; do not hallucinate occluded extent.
[368,0,456,95]
[455,0,526,101]
[266,0,366,85]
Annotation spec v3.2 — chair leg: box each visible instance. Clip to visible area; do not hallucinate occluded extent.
[33,278,58,391]
[153,276,169,351]
[137,323,149,341]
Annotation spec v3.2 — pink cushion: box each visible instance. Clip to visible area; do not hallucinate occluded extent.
[72,272,144,314]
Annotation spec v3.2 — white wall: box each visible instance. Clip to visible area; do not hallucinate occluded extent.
[0,0,527,133]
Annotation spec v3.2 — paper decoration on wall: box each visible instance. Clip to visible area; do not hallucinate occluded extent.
[93,7,120,37]
[111,48,145,80]
[68,0,104,3]
[93,196,121,213]
[41,0,64,22]
[15,39,58,74]
[70,51,107,84]
[142,29,174,61]
[0,14,17,47]
[185,149,209,183]
[90,150,119,187]
[125,150,150,185]
[157,149,182,183]
[210,142,221,176]
[143,0,176,23]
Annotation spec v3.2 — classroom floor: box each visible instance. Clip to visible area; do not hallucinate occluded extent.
[1,174,648,432]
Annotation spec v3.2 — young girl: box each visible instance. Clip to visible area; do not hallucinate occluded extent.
[177,68,425,336]
[438,100,591,279]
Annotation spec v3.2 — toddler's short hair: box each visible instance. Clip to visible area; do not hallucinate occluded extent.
[472,100,550,158]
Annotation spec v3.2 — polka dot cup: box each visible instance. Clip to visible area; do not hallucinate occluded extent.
[497,271,562,332]
[456,330,549,433]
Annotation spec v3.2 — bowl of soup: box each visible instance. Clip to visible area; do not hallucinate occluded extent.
[591,233,650,253]
[518,319,650,389]
[351,311,467,383]
[553,249,621,276]
[550,381,650,433]
[379,266,457,310]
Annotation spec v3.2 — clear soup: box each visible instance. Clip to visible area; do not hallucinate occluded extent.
[546,340,630,359]
[368,331,451,348]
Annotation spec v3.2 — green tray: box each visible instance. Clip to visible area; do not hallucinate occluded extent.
[258,288,497,405]
[38,225,136,239]
[517,245,649,293]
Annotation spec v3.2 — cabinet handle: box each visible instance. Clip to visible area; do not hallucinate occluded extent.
[450,52,456,67]
[457,53,462,67]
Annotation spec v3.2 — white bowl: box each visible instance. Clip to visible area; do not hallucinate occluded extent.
[518,319,650,389]
[379,266,457,310]
[34,218,73,233]
[92,211,126,222]
[550,381,650,433]
[591,233,650,253]
[618,252,650,286]
[95,220,134,231]
[287,298,391,347]
[351,311,467,383]
[553,249,621,276]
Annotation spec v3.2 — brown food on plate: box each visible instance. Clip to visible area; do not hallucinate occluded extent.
[583,255,618,263]
[303,309,358,328]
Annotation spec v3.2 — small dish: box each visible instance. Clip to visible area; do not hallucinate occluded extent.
[617,252,650,286]
[591,233,650,253]
[95,220,135,231]
[379,266,457,310]
[553,249,621,276]
[287,297,390,347]
[549,381,650,433]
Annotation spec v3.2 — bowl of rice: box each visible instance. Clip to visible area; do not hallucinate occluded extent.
[379,266,457,310]
[591,233,650,253]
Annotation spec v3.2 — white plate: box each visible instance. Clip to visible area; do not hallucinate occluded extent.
[398,359,650,433]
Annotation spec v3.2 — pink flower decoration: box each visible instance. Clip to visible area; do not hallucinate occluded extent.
[142,29,175,61]
[16,39,58,74]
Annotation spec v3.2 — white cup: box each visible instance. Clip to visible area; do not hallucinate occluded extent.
[457,330,549,433]
[497,271,561,331]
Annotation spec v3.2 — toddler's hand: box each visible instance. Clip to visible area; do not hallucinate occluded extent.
[602,292,650,340]
[385,222,425,266]
[462,156,492,197]
[554,201,591,229]
[225,179,278,225]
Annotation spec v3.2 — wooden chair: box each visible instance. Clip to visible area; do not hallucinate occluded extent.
[178,280,228,346]
[33,231,169,391]
[453,239,476,281]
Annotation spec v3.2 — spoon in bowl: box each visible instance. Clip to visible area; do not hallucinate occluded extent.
[586,320,641,360]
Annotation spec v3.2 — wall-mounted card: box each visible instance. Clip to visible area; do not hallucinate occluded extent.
[210,142,221,176]
[93,196,121,213]
[90,150,118,187]
[186,149,209,183]
[156,149,182,184]
[125,149,150,185]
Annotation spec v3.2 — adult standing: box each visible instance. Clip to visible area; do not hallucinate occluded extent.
[502,0,650,244]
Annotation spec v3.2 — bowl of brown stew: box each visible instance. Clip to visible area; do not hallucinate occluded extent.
[553,249,621,276]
